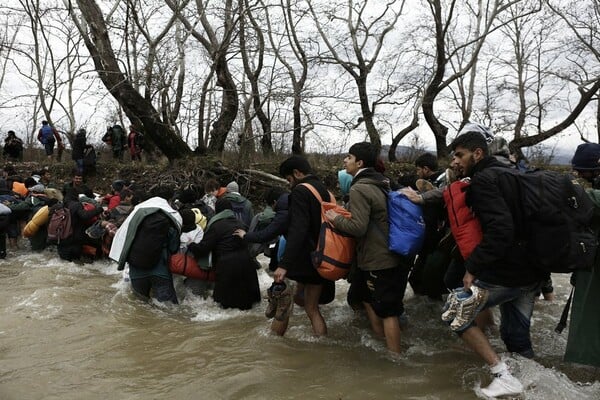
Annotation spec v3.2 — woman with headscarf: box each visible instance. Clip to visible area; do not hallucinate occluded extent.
[188,198,261,310]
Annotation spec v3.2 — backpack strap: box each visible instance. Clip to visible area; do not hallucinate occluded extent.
[555,286,574,334]
[299,183,335,204]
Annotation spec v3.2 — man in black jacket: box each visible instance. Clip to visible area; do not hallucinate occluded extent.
[447,130,546,398]
[273,155,331,337]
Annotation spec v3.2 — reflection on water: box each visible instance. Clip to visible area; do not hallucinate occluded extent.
[0,249,598,399]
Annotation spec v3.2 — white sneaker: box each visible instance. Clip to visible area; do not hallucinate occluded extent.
[481,372,523,398]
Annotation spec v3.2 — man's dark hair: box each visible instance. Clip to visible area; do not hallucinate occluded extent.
[349,142,378,168]
[150,185,174,201]
[71,168,82,178]
[266,187,287,206]
[279,155,312,177]
[449,132,489,155]
[415,152,438,170]
[204,178,219,193]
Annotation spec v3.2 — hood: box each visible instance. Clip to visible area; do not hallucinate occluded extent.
[351,168,390,190]
[471,156,511,176]
[338,170,353,196]
[224,192,245,203]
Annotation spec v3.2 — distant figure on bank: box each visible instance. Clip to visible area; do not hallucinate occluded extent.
[37,120,63,162]
[127,126,143,162]
[103,124,127,161]
[3,131,24,161]
[72,128,87,176]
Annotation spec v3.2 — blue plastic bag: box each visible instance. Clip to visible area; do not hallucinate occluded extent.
[387,191,426,256]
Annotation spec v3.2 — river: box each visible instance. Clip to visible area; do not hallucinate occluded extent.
[0,249,598,399]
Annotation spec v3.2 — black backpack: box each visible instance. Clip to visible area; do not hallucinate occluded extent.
[127,212,172,269]
[494,167,597,273]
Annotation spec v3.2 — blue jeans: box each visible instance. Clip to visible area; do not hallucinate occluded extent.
[459,279,541,358]
[131,276,178,304]
[75,159,84,175]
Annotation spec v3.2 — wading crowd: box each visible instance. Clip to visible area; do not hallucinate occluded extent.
[1,121,598,398]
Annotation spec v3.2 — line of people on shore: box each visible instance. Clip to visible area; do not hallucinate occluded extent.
[0,125,598,398]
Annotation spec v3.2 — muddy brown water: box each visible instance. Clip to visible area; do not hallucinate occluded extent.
[0,250,598,400]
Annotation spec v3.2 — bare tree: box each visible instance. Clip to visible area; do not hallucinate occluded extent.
[239,0,273,155]
[506,0,600,151]
[165,0,240,154]
[69,0,191,160]
[421,0,535,156]
[307,0,405,151]
[262,0,311,154]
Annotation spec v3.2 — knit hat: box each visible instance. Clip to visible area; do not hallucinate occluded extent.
[349,142,378,168]
[226,181,239,193]
[179,208,197,233]
[458,122,494,144]
[571,143,600,170]
[489,137,510,158]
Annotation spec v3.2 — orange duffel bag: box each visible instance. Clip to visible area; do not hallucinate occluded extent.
[169,252,215,281]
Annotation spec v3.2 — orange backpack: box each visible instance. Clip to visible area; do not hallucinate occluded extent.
[301,183,355,281]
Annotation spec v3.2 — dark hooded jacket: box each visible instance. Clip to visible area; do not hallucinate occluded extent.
[279,175,329,283]
[189,211,260,310]
[244,193,289,244]
[465,156,546,287]
[72,131,86,160]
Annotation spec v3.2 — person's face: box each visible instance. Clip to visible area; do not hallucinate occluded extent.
[451,146,484,178]
[344,154,362,176]
[415,166,432,179]
[73,175,83,186]
[285,169,304,188]
[574,169,600,184]
[42,171,50,181]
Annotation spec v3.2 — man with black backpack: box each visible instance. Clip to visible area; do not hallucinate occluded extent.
[446,130,547,398]
[109,186,181,304]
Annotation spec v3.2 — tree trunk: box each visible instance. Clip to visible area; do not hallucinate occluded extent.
[73,0,190,161]
[207,55,239,153]
[389,108,419,162]
[357,74,381,151]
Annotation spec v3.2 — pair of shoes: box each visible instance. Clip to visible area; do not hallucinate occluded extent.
[481,372,523,397]
[441,287,470,322]
[265,282,283,318]
[415,179,435,193]
[265,281,293,320]
[274,282,293,321]
[450,285,489,331]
